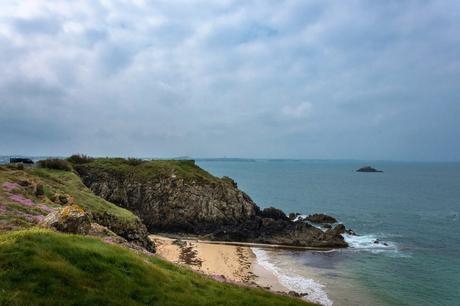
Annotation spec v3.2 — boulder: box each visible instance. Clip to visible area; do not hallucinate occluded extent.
[258,207,289,221]
[306,213,337,224]
[41,205,91,235]
[326,224,346,237]
[346,228,357,236]
[288,212,300,220]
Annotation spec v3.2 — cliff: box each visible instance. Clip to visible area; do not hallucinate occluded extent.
[73,158,347,248]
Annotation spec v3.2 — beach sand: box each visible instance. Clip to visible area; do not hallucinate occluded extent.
[149,235,289,291]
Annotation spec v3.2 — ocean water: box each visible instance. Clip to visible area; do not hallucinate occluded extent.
[197,160,460,306]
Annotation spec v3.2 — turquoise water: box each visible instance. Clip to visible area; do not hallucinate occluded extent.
[197,160,460,306]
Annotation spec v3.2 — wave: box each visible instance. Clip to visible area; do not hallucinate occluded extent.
[343,233,410,257]
[252,248,333,306]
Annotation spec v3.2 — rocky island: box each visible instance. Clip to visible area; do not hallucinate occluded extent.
[356,166,383,173]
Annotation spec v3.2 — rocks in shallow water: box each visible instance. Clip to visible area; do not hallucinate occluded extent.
[346,228,357,236]
[258,207,289,221]
[323,224,332,229]
[306,213,337,224]
[288,212,300,220]
[41,205,91,234]
[373,239,388,246]
[326,224,346,237]
[356,166,383,173]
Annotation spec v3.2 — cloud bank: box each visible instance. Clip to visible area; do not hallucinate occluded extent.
[1,0,459,161]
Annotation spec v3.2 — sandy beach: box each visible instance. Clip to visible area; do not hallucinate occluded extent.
[149,235,290,292]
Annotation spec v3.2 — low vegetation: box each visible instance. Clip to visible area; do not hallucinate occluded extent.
[0,166,140,233]
[0,229,312,306]
[37,158,73,171]
[71,157,220,184]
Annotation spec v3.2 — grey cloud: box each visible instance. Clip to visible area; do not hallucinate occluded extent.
[0,0,459,161]
[11,16,61,35]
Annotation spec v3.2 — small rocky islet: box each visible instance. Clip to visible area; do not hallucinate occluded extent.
[356,165,383,173]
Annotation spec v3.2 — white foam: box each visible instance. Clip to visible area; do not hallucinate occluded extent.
[252,248,333,306]
[342,233,411,258]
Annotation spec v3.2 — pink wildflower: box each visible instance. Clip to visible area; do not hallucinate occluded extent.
[8,194,35,207]
[2,182,20,192]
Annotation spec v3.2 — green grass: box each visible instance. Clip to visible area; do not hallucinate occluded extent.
[29,168,135,220]
[72,158,220,184]
[0,229,313,306]
[0,166,142,233]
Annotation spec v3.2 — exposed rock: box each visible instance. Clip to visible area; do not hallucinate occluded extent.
[326,224,346,237]
[288,291,301,297]
[41,205,91,235]
[323,224,332,229]
[346,228,357,236]
[356,166,383,173]
[288,212,300,220]
[258,207,289,221]
[306,213,337,224]
[91,211,155,253]
[74,159,347,248]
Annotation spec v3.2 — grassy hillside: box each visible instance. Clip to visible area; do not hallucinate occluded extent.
[0,229,312,306]
[0,165,140,231]
[71,157,220,184]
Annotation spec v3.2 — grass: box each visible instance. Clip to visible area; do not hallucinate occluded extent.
[71,158,220,184]
[28,168,136,221]
[0,166,142,233]
[0,229,313,306]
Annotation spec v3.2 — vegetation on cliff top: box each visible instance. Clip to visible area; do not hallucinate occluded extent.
[70,157,220,184]
[0,229,313,306]
[0,166,139,233]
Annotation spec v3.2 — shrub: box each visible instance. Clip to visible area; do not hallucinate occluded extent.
[67,154,94,164]
[38,159,72,171]
[125,158,144,166]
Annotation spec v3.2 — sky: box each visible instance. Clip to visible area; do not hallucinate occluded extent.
[0,0,459,161]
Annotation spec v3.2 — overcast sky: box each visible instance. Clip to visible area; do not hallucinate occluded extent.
[1,0,459,161]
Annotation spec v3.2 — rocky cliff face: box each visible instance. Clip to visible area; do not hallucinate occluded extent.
[74,159,347,248]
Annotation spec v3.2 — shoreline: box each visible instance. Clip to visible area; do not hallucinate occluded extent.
[149,234,324,304]
[149,235,290,285]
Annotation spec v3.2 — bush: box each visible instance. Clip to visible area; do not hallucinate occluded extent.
[38,159,72,171]
[67,154,94,164]
[125,158,144,166]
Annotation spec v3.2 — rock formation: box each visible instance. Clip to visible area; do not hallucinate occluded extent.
[305,213,337,224]
[73,158,347,248]
[41,205,92,235]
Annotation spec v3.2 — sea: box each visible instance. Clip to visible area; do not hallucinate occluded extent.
[196,160,460,306]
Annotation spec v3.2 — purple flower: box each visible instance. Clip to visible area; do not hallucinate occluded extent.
[7,194,54,214]
[8,194,35,207]
[2,182,20,192]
